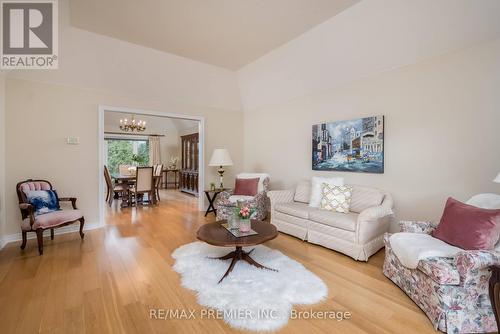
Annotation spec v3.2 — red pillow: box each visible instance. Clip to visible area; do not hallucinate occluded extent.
[432,197,500,250]
[234,178,259,196]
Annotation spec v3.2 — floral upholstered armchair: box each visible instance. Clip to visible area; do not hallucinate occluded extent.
[384,220,500,334]
[16,179,85,255]
[214,173,270,221]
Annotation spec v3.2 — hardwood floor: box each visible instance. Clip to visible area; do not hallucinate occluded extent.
[0,190,438,334]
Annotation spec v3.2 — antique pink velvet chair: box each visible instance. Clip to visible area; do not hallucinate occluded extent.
[16,179,85,255]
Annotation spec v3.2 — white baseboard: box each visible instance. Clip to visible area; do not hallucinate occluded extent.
[0,221,103,250]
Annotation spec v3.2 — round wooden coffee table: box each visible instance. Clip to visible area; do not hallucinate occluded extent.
[197,220,278,283]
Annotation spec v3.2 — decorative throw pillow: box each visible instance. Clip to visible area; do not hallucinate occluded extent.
[308,176,344,208]
[432,197,500,250]
[234,178,259,196]
[320,184,353,213]
[26,190,60,216]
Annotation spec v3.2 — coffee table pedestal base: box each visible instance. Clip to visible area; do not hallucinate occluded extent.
[211,246,277,283]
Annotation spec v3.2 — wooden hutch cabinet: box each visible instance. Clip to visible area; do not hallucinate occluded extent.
[179,133,199,196]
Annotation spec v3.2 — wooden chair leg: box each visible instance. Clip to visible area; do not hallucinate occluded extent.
[36,229,44,255]
[20,231,27,250]
[79,218,85,239]
[50,229,54,240]
[107,190,113,206]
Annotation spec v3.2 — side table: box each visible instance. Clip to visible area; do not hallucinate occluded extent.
[204,189,227,217]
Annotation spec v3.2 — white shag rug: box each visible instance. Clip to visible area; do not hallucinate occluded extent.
[172,241,328,332]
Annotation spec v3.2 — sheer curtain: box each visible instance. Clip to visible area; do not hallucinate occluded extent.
[149,136,161,166]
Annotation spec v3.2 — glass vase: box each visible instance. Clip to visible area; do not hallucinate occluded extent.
[228,212,239,230]
[239,218,251,233]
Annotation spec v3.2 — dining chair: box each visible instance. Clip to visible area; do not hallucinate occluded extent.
[104,165,129,206]
[118,164,132,175]
[128,166,154,206]
[154,164,163,202]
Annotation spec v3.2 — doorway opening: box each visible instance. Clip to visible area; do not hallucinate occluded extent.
[98,105,205,226]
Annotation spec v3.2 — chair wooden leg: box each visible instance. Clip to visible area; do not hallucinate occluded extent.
[50,229,54,240]
[20,231,27,250]
[107,190,113,206]
[79,218,85,239]
[36,229,44,255]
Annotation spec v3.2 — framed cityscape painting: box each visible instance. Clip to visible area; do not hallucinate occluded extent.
[312,115,384,173]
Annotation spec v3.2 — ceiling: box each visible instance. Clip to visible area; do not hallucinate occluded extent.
[69,0,360,70]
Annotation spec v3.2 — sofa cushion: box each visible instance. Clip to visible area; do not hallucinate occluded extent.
[274,202,317,219]
[308,222,356,242]
[294,181,311,203]
[350,185,385,213]
[274,211,309,228]
[417,257,461,285]
[308,210,358,231]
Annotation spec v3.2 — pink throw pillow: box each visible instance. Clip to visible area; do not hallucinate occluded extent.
[432,197,500,250]
[234,178,259,196]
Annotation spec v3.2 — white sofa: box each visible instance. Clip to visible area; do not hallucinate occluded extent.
[268,181,394,261]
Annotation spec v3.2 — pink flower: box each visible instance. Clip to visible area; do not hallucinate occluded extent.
[239,206,251,218]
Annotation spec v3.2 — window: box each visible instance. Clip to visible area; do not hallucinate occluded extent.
[105,139,149,174]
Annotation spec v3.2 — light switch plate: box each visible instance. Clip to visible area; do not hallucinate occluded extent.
[66,136,80,145]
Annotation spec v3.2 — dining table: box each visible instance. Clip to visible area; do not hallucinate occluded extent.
[111,173,162,207]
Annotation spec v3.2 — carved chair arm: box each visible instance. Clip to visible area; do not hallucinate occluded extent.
[19,203,36,227]
[59,197,78,209]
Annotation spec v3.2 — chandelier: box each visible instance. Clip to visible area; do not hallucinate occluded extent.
[119,115,146,132]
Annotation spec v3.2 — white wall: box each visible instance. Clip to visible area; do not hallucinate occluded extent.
[8,0,241,112]
[241,39,500,224]
[238,0,500,110]
[4,78,244,236]
[0,74,5,246]
[2,0,244,237]
[237,0,500,226]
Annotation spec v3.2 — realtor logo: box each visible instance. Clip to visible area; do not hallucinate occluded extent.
[1,0,58,69]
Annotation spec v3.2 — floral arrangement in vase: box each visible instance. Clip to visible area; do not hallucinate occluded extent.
[168,156,179,169]
[236,205,254,232]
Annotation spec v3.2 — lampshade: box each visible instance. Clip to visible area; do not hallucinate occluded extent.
[494,172,500,183]
[209,149,233,167]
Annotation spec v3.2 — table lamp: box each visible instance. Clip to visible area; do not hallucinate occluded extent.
[209,149,233,189]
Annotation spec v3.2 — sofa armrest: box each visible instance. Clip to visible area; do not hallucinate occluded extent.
[59,197,78,209]
[399,221,437,234]
[356,193,394,244]
[456,250,500,284]
[358,205,393,223]
[267,190,294,213]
